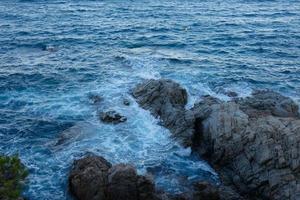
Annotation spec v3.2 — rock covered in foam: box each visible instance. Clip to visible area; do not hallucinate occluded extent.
[99,110,127,124]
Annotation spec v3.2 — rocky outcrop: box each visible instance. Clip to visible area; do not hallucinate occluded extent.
[132,79,300,200]
[69,155,157,200]
[99,110,127,124]
[237,90,299,118]
[193,91,300,200]
[69,155,112,200]
[132,79,194,146]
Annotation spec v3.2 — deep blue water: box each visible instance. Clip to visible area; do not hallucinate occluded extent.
[0,0,300,199]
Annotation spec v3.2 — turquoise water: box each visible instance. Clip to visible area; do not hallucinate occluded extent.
[0,0,300,199]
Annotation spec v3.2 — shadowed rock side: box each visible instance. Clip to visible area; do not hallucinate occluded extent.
[132,79,300,200]
[68,155,223,200]
[132,79,194,146]
[69,155,158,200]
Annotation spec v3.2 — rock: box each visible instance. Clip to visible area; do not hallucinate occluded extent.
[99,110,127,124]
[225,91,238,98]
[193,181,220,200]
[69,155,112,200]
[89,94,103,105]
[193,91,300,200]
[107,164,138,200]
[69,155,157,200]
[132,79,194,146]
[237,90,299,118]
[123,99,130,106]
[137,175,157,200]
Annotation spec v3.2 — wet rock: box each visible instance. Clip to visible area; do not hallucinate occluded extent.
[193,90,300,200]
[88,94,103,105]
[99,110,127,124]
[69,155,157,200]
[123,98,130,106]
[132,79,194,146]
[69,155,112,200]
[225,91,238,98]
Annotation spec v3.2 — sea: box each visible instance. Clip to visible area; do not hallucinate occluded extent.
[0,0,299,199]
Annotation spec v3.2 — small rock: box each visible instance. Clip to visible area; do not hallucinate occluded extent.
[123,99,130,106]
[99,110,127,124]
[88,94,103,104]
[225,91,238,98]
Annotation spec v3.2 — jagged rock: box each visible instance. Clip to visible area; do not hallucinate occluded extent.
[237,90,299,118]
[69,155,112,200]
[132,79,194,146]
[99,110,127,124]
[193,91,300,200]
[69,155,157,200]
[132,79,300,200]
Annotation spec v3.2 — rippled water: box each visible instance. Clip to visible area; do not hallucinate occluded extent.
[0,0,300,199]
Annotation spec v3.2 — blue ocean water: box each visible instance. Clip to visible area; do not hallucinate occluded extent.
[0,0,300,199]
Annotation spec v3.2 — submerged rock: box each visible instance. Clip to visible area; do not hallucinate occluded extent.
[123,98,130,106]
[99,110,127,124]
[88,94,104,105]
[69,155,157,200]
[193,181,220,200]
[132,79,194,146]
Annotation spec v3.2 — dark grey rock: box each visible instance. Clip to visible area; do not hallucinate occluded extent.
[99,110,127,124]
[69,155,112,200]
[193,181,220,200]
[123,99,130,106]
[225,91,238,98]
[193,90,300,200]
[132,79,194,146]
[69,155,157,200]
[89,94,103,105]
[237,90,299,118]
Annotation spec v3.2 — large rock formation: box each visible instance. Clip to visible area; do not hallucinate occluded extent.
[132,79,194,146]
[193,91,300,200]
[132,79,300,200]
[69,155,157,200]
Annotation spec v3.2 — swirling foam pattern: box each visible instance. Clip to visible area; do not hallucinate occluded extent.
[0,0,300,199]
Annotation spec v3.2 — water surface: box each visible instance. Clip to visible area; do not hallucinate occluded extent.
[0,0,300,199]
